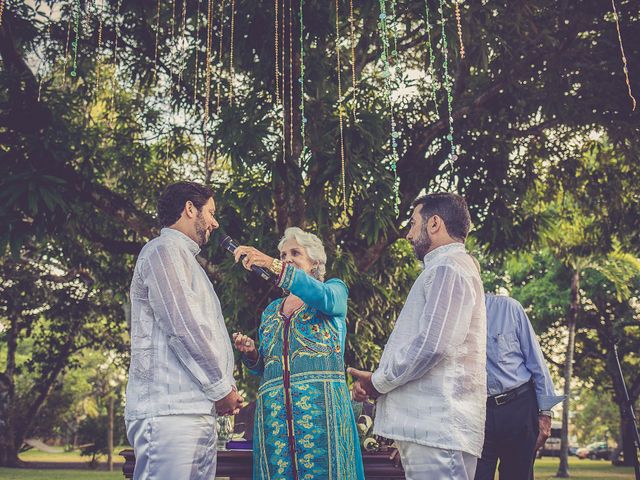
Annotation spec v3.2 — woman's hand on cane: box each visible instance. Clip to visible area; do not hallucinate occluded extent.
[233,332,259,362]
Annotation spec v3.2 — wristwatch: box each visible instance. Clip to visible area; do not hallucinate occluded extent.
[539,410,554,418]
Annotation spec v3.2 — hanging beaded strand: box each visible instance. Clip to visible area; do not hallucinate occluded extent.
[454,1,465,59]
[96,0,105,90]
[0,0,5,28]
[62,16,71,86]
[274,0,280,103]
[423,1,439,113]
[288,0,294,156]
[194,0,203,105]
[110,0,123,124]
[376,0,400,216]
[611,0,636,111]
[281,0,286,163]
[216,0,226,113]
[298,0,307,159]
[178,0,188,83]
[335,0,347,213]
[228,0,236,105]
[438,0,457,169]
[348,0,357,121]
[153,0,161,81]
[70,0,81,78]
[204,0,214,120]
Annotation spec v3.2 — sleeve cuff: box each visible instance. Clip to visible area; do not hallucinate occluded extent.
[537,394,565,411]
[277,264,297,290]
[371,369,395,395]
[202,378,233,402]
[242,353,261,369]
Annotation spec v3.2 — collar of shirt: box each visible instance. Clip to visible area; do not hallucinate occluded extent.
[423,242,466,265]
[160,227,201,256]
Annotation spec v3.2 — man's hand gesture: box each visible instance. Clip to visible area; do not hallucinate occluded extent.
[215,388,244,416]
[348,368,381,402]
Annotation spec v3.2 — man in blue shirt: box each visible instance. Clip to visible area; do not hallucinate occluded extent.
[474,293,564,480]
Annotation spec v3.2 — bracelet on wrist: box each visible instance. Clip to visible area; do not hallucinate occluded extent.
[269,258,284,276]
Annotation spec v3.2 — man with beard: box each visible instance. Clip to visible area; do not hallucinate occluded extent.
[349,193,487,480]
[125,181,243,480]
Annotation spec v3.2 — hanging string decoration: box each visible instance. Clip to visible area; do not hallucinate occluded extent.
[216,0,226,113]
[376,0,400,216]
[96,0,105,90]
[153,0,161,81]
[280,0,286,163]
[110,0,123,120]
[348,0,357,120]
[611,0,636,111]
[454,1,465,59]
[205,0,214,120]
[288,0,294,155]
[62,16,72,86]
[298,0,307,159]
[335,0,347,212]
[194,0,203,104]
[228,0,236,105]
[274,0,280,103]
[423,0,439,112]
[437,0,457,166]
[0,0,5,28]
[178,0,188,83]
[70,0,82,78]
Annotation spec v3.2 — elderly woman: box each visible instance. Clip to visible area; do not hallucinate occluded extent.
[232,227,364,480]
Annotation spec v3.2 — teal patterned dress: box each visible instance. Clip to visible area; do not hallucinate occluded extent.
[243,264,365,480]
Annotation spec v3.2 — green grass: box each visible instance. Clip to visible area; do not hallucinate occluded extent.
[18,448,125,464]
[0,469,122,479]
[0,453,634,480]
[532,457,635,480]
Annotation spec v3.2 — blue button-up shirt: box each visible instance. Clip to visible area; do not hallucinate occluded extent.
[485,294,564,411]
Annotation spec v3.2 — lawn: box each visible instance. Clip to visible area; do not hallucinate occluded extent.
[0,453,634,479]
[533,457,635,480]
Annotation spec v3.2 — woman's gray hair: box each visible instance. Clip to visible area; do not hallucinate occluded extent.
[278,227,327,281]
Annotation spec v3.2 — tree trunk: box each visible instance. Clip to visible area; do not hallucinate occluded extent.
[0,382,21,467]
[618,410,639,466]
[108,395,114,472]
[557,269,580,478]
[0,315,22,467]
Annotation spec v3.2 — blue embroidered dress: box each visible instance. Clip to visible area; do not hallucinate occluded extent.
[243,264,365,480]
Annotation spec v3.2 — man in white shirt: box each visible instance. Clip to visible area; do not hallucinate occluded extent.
[349,192,487,480]
[125,182,243,480]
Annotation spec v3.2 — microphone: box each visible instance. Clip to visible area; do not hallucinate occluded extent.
[219,235,274,282]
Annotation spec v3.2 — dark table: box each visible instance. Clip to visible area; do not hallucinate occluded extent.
[121,448,405,479]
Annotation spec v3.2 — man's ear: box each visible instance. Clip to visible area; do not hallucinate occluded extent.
[184,200,197,219]
[428,215,440,232]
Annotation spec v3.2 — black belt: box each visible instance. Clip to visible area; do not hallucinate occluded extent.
[488,381,532,407]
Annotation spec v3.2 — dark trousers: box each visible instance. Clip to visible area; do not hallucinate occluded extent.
[474,386,539,480]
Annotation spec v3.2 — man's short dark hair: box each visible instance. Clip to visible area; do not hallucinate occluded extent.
[157,181,214,227]
[412,192,471,241]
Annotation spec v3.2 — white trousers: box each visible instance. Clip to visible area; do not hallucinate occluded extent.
[126,414,217,480]
[396,441,478,480]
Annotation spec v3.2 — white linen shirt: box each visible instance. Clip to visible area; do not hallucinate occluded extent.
[125,228,235,421]
[372,242,487,457]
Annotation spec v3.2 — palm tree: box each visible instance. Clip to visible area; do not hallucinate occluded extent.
[543,202,640,477]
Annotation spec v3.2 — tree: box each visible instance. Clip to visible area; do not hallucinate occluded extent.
[574,271,640,466]
[0,250,128,465]
[2,0,640,467]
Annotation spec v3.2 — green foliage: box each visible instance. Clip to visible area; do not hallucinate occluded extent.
[1,0,640,462]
